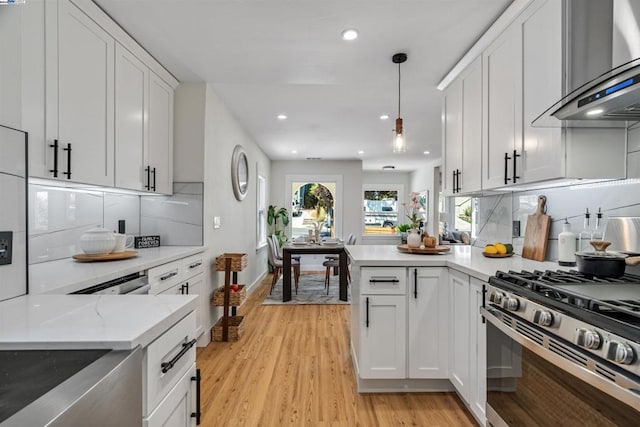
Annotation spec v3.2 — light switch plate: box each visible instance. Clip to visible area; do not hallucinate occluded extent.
[0,231,13,265]
[512,221,521,237]
[213,216,221,229]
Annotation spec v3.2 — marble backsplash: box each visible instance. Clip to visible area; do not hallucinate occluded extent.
[473,179,640,262]
[29,182,203,264]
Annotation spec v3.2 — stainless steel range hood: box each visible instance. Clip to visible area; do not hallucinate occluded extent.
[532,57,640,129]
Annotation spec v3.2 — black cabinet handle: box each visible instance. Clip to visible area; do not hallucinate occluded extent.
[49,139,59,177]
[191,368,201,425]
[452,170,457,194]
[369,278,399,283]
[181,283,189,294]
[161,338,196,374]
[189,261,203,269]
[512,150,521,183]
[145,166,151,190]
[365,297,369,328]
[456,169,461,193]
[160,271,178,281]
[151,167,157,191]
[414,268,418,299]
[504,152,512,185]
[63,143,72,179]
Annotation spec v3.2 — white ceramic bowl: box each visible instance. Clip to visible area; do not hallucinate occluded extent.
[80,227,116,255]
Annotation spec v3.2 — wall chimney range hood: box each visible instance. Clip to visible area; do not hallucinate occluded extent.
[533,57,640,129]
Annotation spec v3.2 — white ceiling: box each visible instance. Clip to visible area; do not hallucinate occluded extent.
[95,0,511,171]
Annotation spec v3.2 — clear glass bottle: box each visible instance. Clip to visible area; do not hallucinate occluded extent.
[590,208,603,242]
[578,208,591,251]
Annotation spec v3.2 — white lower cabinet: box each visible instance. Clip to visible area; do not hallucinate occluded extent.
[144,364,198,427]
[360,294,406,379]
[449,269,487,425]
[143,311,198,426]
[408,267,449,379]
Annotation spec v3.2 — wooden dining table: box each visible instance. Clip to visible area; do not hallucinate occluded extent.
[282,242,349,302]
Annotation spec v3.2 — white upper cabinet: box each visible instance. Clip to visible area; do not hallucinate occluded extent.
[46,0,115,186]
[115,43,148,191]
[443,57,482,196]
[482,23,522,190]
[148,72,174,195]
[41,0,177,192]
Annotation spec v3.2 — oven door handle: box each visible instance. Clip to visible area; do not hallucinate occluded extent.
[481,306,640,409]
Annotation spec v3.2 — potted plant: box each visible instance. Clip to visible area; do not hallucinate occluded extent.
[402,192,423,247]
[267,205,289,246]
[396,223,412,244]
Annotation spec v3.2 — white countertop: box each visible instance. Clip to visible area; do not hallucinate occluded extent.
[346,245,564,281]
[29,246,207,295]
[0,294,197,350]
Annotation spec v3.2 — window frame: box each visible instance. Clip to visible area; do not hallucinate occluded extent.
[362,184,405,236]
[256,174,267,249]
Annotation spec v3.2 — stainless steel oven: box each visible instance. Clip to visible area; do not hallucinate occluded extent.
[483,270,640,426]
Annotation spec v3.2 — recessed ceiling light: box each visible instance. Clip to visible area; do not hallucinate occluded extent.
[358,150,365,155]
[382,165,395,170]
[380,114,389,120]
[277,114,287,120]
[341,29,358,41]
[423,151,430,155]
[586,108,604,116]
[291,150,297,154]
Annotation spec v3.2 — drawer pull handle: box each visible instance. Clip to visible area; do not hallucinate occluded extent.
[160,271,178,281]
[369,278,399,283]
[365,297,370,328]
[189,261,203,269]
[161,338,196,374]
[191,368,201,425]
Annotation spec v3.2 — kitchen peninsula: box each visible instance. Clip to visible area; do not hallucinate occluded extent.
[346,244,562,424]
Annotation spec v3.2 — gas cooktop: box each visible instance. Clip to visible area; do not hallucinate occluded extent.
[489,270,640,343]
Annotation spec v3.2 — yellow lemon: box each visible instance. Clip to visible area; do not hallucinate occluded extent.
[494,243,507,254]
[484,245,498,255]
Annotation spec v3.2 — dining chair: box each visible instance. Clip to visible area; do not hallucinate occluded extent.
[271,235,301,263]
[322,236,355,294]
[267,237,300,294]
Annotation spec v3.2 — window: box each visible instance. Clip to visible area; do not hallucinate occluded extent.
[363,185,402,235]
[257,175,267,247]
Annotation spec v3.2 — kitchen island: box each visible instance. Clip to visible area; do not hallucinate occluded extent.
[345,244,562,425]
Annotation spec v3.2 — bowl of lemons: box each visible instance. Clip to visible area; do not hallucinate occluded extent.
[483,242,514,258]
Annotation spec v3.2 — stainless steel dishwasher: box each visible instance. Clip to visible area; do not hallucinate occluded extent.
[0,346,142,426]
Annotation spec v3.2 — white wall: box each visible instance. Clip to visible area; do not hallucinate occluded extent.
[271,160,363,241]
[174,83,271,346]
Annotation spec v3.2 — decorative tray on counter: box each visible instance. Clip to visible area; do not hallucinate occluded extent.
[396,244,451,255]
[482,252,514,258]
[72,251,138,262]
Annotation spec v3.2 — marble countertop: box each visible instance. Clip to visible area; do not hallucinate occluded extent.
[29,246,207,295]
[346,245,564,282]
[0,294,198,350]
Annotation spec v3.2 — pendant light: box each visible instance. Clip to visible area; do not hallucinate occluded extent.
[392,53,407,153]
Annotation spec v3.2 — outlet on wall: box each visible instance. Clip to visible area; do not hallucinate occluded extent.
[512,221,521,238]
[0,231,13,266]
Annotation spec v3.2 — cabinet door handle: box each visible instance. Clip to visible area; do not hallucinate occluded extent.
[63,143,72,179]
[512,150,521,183]
[365,297,370,328]
[414,268,418,299]
[456,169,461,193]
[161,338,196,373]
[504,152,512,185]
[160,271,178,281]
[151,167,157,191]
[189,261,203,269]
[145,166,151,190]
[369,278,399,283]
[452,170,457,194]
[182,283,189,294]
[49,139,59,178]
[191,368,201,425]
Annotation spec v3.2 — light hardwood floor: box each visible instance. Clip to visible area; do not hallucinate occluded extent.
[196,273,476,426]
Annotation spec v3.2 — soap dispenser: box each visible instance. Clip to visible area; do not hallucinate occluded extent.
[558,218,577,266]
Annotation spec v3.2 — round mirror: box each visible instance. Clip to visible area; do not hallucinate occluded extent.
[231,145,249,201]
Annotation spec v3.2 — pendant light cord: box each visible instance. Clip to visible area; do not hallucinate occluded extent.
[397,62,401,117]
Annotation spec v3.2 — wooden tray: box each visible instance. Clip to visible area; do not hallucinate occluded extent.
[482,252,514,258]
[72,251,138,262]
[396,244,451,255]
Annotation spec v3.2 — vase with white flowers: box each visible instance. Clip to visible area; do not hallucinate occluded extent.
[402,192,423,247]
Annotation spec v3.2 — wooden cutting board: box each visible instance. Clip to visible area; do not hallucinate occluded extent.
[72,251,138,262]
[522,195,551,261]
